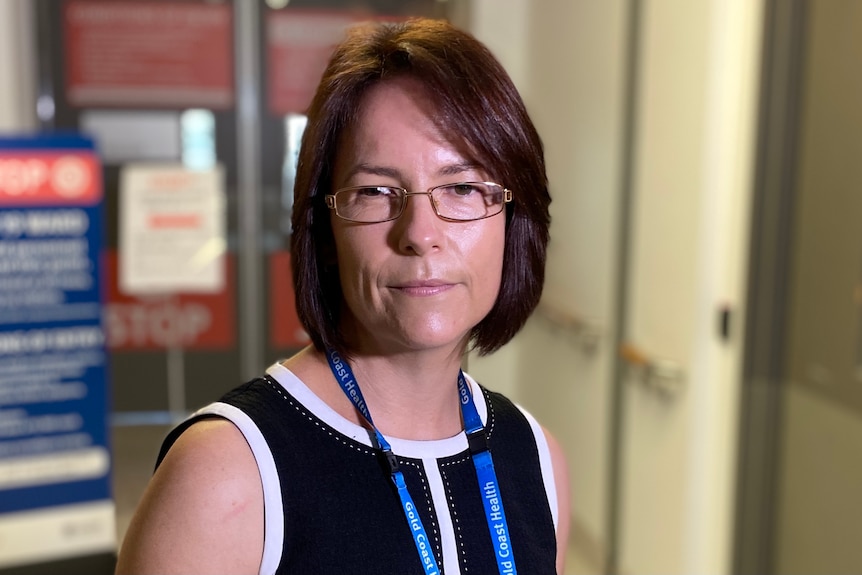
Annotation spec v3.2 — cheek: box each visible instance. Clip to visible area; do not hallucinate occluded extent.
[466,223,507,295]
[332,228,381,290]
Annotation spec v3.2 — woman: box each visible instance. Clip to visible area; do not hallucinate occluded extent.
[116,17,569,575]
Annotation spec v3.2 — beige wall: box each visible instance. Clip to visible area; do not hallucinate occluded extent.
[0,0,37,134]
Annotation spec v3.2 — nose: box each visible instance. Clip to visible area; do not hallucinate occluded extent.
[393,192,443,255]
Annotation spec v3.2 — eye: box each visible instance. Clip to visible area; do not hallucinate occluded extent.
[438,183,483,197]
[453,183,481,196]
[356,186,398,198]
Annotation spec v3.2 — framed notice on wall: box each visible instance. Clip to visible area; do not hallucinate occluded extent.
[118,163,226,295]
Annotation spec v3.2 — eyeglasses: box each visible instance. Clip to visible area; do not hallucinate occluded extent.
[325,182,513,224]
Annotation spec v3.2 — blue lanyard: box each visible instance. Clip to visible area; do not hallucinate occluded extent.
[326,348,517,575]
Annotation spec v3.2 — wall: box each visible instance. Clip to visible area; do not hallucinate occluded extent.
[0,0,37,134]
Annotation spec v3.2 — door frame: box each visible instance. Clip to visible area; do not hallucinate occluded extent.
[733,0,808,573]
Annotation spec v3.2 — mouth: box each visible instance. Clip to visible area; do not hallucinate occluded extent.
[390,280,455,296]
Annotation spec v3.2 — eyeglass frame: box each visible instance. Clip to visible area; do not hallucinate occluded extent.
[324,181,514,224]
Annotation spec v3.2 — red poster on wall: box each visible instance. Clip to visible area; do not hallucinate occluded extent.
[266,10,402,116]
[269,250,309,349]
[63,0,234,108]
[266,10,359,116]
[103,250,235,350]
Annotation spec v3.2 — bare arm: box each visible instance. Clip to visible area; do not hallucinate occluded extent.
[115,419,264,575]
[543,426,571,575]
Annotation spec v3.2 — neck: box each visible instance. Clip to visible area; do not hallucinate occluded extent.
[337,347,467,440]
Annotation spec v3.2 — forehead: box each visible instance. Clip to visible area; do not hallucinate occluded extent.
[351,78,442,146]
[335,77,482,172]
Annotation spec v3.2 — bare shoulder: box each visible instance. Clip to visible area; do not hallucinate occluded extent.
[541,425,571,575]
[115,418,264,575]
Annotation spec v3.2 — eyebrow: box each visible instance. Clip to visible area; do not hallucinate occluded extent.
[345,162,484,183]
[437,162,484,178]
[347,164,401,181]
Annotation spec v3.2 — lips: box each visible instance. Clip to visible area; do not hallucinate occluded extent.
[390,279,455,296]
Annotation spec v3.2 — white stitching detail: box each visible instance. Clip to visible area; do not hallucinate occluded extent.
[401,459,444,566]
[440,463,467,574]
[263,378,373,455]
[482,388,496,440]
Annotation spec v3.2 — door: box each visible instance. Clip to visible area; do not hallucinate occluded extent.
[617,0,762,573]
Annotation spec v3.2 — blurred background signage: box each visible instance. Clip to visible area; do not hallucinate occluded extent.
[63,0,234,109]
[118,164,226,295]
[104,250,234,351]
[266,9,360,115]
[266,9,403,115]
[0,135,114,570]
[268,250,308,349]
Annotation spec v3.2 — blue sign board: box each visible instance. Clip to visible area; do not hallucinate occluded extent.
[0,134,114,568]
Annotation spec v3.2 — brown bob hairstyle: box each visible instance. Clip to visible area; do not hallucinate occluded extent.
[291,17,550,358]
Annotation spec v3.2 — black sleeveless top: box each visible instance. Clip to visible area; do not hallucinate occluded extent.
[157,364,558,575]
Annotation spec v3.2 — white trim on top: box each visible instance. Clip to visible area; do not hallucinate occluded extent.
[265,363,489,460]
[190,402,284,575]
[517,405,559,530]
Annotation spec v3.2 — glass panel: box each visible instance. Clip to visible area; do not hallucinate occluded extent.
[281,113,306,236]
[181,109,217,170]
[774,2,862,572]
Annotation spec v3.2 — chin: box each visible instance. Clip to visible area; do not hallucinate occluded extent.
[347,308,481,354]
[397,327,474,354]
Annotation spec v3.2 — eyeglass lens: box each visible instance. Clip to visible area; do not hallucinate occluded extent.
[333,183,507,223]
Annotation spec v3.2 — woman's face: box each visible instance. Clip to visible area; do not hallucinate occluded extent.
[330,77,506,356]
